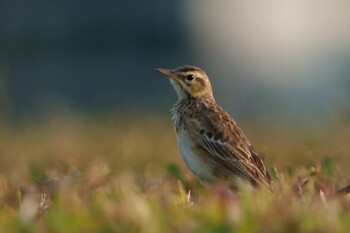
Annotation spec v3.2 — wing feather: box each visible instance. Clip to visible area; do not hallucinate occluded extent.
[194,103,271,187]
[200,133,270,187]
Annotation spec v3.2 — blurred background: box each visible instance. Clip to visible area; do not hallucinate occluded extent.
[0,0,350,123]
[1,2,350,230]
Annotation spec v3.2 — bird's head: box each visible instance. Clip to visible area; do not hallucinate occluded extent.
[155,65,214,100]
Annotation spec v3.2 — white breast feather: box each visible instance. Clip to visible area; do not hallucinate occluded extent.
[175,127,212,184]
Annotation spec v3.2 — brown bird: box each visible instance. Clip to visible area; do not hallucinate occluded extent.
[155,65,271,190]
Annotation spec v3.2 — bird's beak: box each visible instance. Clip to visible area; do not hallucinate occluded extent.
[155,68,180,81]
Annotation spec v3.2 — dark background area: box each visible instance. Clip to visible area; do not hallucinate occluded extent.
[0,1,349,123]
[0,1,193,116]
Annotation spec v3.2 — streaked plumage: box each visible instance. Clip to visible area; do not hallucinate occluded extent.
[155,65,271,190]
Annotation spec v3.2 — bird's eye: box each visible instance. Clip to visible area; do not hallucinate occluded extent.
[186,74,194,81]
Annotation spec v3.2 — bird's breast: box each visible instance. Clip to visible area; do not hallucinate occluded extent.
[174,127,213,185]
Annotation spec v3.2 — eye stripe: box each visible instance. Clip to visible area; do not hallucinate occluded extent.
[196,78,205,86]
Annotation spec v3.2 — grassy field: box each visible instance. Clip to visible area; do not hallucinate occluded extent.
[0,113,350,233]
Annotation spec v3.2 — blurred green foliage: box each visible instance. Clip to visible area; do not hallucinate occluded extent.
[0,114,350,232]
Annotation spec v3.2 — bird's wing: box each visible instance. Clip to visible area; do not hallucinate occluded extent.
[194,106,271,187]
[198,130,270,187]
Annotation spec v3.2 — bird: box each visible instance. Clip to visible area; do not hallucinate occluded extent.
[155,65,272,190]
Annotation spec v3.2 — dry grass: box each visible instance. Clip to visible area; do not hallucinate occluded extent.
[0,113,350,233]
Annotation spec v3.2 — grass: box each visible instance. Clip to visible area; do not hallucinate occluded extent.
[0,113,350,233]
